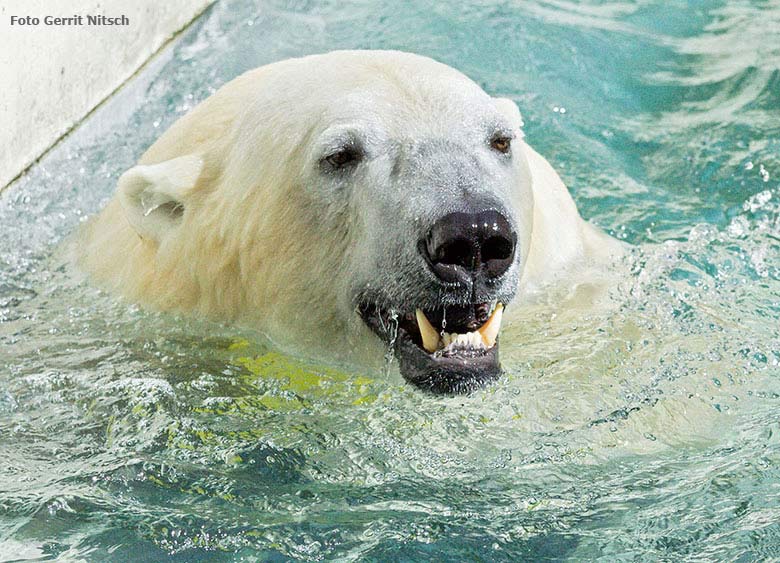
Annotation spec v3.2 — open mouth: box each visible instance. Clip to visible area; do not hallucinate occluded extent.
[358,300,504,394]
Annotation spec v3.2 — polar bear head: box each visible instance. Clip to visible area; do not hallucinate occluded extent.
[93,51,534,394]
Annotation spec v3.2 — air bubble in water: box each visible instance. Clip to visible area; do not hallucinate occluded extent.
[759,164,770,182]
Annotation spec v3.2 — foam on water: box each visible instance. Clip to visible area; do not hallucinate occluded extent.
[1,0,779,559]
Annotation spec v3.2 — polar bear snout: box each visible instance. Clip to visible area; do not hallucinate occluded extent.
[358,208,517,395]
[421,209,517,285]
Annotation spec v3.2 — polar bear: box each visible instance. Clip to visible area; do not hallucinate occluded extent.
[76,50,620,394]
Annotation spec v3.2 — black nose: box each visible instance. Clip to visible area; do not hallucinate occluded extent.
[421,210,517,283]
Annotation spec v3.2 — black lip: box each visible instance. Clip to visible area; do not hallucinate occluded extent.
[395,325,501,394]
[358,302,502,394]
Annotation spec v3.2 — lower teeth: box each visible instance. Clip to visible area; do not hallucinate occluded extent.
[415,303,503,354]
[441,330,484,349]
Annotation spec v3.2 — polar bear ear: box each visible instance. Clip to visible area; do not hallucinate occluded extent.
[493,97,525,132]
[117,154,203,243]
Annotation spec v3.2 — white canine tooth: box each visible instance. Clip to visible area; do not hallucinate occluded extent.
[416,309,440,353]
[478,303,504,348]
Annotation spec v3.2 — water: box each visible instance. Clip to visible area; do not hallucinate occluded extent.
[1,0,779,559]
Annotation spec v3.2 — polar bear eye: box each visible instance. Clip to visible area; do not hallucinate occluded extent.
[324,147,362,169]
[490,134,512,154]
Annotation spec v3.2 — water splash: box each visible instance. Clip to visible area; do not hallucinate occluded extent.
[382,310,399,377]
[0,0,779,559]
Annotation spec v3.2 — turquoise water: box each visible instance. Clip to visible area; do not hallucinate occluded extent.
[1,0,779,560]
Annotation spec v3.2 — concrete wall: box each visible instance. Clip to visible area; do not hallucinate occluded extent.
[0,0,211,189]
